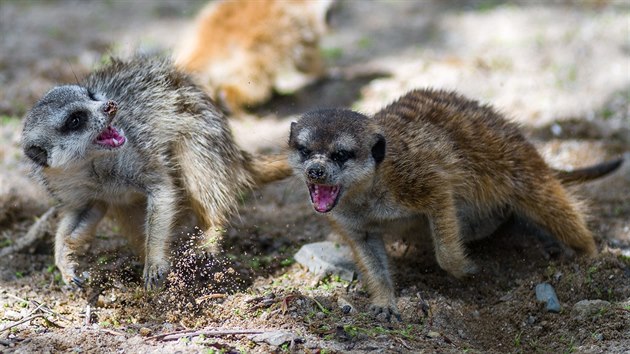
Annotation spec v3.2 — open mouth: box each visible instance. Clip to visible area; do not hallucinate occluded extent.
[95,125,126,149]
[308,183,341,213]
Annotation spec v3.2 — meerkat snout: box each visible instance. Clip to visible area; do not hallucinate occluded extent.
[306,162,327,181]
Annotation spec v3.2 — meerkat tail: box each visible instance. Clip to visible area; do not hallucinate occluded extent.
[554,157,624,184]
[245,152,293,186]
[176,137,244,232]
[514,179,597,256]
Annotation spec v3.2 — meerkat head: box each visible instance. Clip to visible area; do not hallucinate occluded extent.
[288,109,385,213]
[21,85,126,169]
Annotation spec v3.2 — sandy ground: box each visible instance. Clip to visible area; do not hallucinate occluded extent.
[1,1,629,353]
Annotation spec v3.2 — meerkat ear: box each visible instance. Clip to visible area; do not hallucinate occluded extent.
[25,145,49,167]
[288,121,297,144]
[371,134,386,164]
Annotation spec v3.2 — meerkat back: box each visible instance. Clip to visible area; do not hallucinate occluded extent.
[375,89,597,256]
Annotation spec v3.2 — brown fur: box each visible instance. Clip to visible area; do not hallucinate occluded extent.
[175,0,332,113]
[288,89,622,320]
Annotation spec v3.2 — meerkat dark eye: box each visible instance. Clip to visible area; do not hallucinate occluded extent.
[61,111,88,133]
[298,145,311,158]
[331,150,354,164]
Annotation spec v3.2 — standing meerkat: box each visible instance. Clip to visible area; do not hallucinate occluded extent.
[175,0,333,114]
[21,56,291,290]
[287,89,623,321]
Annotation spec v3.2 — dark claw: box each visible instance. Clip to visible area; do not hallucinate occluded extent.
[144,273,165,291]
[72,276,84,288]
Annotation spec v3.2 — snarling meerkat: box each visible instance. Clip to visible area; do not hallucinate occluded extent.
[21,56,291,290]
[288,89,623,321]
[174,0,333,114]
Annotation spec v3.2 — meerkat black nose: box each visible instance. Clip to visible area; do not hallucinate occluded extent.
[307,166,326,180]
[103,100,118,117]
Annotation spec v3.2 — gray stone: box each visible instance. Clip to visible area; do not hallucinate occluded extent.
[426,331,441,338]
[571,300,611,321]
[294,241,356,281]
[527,315,537,325]
[535,283,561,313]
[250,331,299,347]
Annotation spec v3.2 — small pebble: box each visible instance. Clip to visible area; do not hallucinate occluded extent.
[551,123,562,136]
[315,311,326,319]
[535,283,561,313]
[250,330,298,347]
[571,299,611,321]
[294,241,356,281]
[337,297,355,314]
[427,331,441,338]
[527,315,537,325]
[139,327,151,337]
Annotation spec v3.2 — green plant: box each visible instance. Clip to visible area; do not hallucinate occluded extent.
[0,238,12,248]
[321,47,343,60]
[514,330,522,347]
[280,258,294,267]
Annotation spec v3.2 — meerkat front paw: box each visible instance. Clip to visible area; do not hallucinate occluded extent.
[369,301,402,323]
[56,255,85,289]
[143,260,171,291]
[368,293,402,322]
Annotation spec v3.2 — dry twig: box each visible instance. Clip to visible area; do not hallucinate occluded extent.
[0,206,57,258]
[146,328,269,341]
[0,314,46,333]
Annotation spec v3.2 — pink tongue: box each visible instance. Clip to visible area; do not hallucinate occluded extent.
[96,126,126,148]
[310,184,340,213]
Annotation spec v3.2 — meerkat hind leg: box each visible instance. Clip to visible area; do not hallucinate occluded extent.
[55,202,107,287]
[176,139,238,257]
[514,180,596,256]
[428,195,478,278]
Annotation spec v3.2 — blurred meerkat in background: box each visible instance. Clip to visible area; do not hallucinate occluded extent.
[175,0,334,115]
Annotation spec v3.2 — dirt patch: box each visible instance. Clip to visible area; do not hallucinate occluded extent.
[1,1,629,353]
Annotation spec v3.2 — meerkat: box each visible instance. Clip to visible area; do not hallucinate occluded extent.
[174,0,333,114]
[21,55,292,290]
[288,89,623,321]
